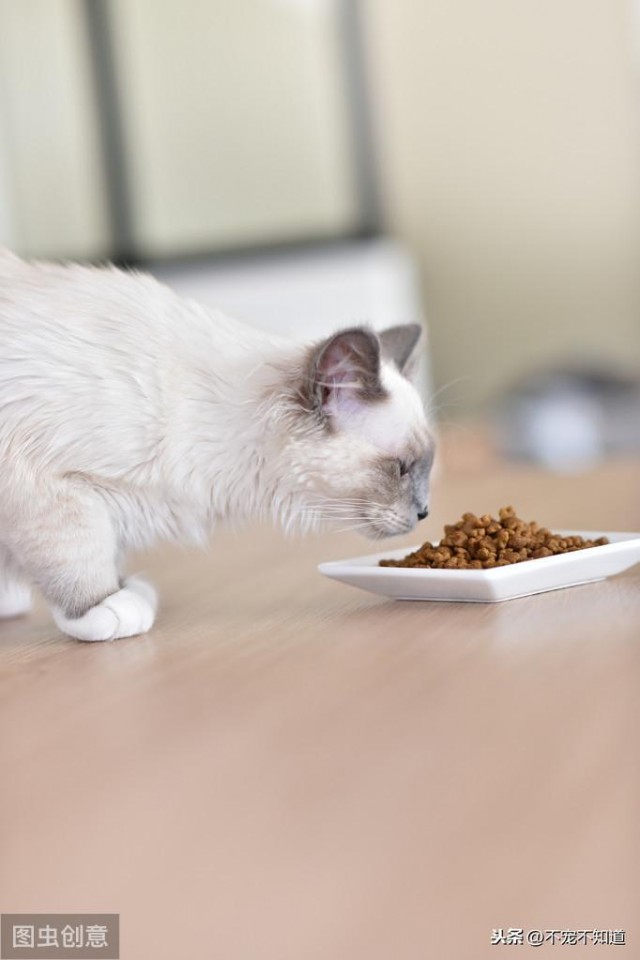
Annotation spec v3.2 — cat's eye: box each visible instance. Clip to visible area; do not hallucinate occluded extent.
[398,460,410,477]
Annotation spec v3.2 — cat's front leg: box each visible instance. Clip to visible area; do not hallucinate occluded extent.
[0,546,32,619]
[52,575,158,642]
[7,483,157,642]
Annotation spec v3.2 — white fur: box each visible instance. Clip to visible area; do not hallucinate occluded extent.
[0,582,32,618]
[52,577,157,642]
[0,250,432,641]
[329,364,426,456]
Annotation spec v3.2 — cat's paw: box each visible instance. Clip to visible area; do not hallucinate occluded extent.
[53,577,157,642]
[0,583,32,619]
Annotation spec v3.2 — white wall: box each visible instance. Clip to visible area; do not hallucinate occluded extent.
[0,0,360,259]
[108,0,360,254]
[0,0,110,259]
[363,0,640,410]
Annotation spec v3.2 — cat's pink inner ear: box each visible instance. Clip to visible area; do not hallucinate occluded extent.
[319,337,363,386]
[314,328,382,414]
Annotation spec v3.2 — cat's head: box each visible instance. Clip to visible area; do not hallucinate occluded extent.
[283,324,435,539]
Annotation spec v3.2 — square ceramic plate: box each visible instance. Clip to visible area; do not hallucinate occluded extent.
[318,531,640,603]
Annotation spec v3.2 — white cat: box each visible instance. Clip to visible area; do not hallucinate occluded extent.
[0,250,434,641]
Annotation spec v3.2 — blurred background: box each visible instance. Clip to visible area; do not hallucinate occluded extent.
[1,0,639,469]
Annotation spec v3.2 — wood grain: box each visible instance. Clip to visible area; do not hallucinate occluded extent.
[1,435,639,959]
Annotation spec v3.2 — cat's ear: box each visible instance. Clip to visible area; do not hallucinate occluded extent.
[308,327,384,417]
[379,323,422,378]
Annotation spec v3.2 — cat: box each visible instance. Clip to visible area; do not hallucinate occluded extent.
[0,250,434,641]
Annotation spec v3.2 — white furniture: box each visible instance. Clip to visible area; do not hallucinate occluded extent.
[152,238,431,399]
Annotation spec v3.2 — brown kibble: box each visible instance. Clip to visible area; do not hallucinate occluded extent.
[507,535,526,549]
[478,537,497,552]
[379,508,609,570]
[443,530,468,547]
[501,549,519,563]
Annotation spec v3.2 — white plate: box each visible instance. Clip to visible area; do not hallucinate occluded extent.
[318,531,640,603]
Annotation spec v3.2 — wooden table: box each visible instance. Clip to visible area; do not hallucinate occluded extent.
[1,427,639,959]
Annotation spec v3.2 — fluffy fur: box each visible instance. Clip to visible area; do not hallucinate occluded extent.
[0,250,434,641]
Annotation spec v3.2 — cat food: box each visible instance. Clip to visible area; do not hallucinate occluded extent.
[379,506,609,570]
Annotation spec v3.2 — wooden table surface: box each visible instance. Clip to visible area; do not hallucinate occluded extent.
[1,427,639,959]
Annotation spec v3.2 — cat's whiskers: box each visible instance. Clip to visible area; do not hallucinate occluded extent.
[424,375,469,420]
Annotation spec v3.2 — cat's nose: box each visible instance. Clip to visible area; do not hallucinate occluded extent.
[417,507,429,521]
